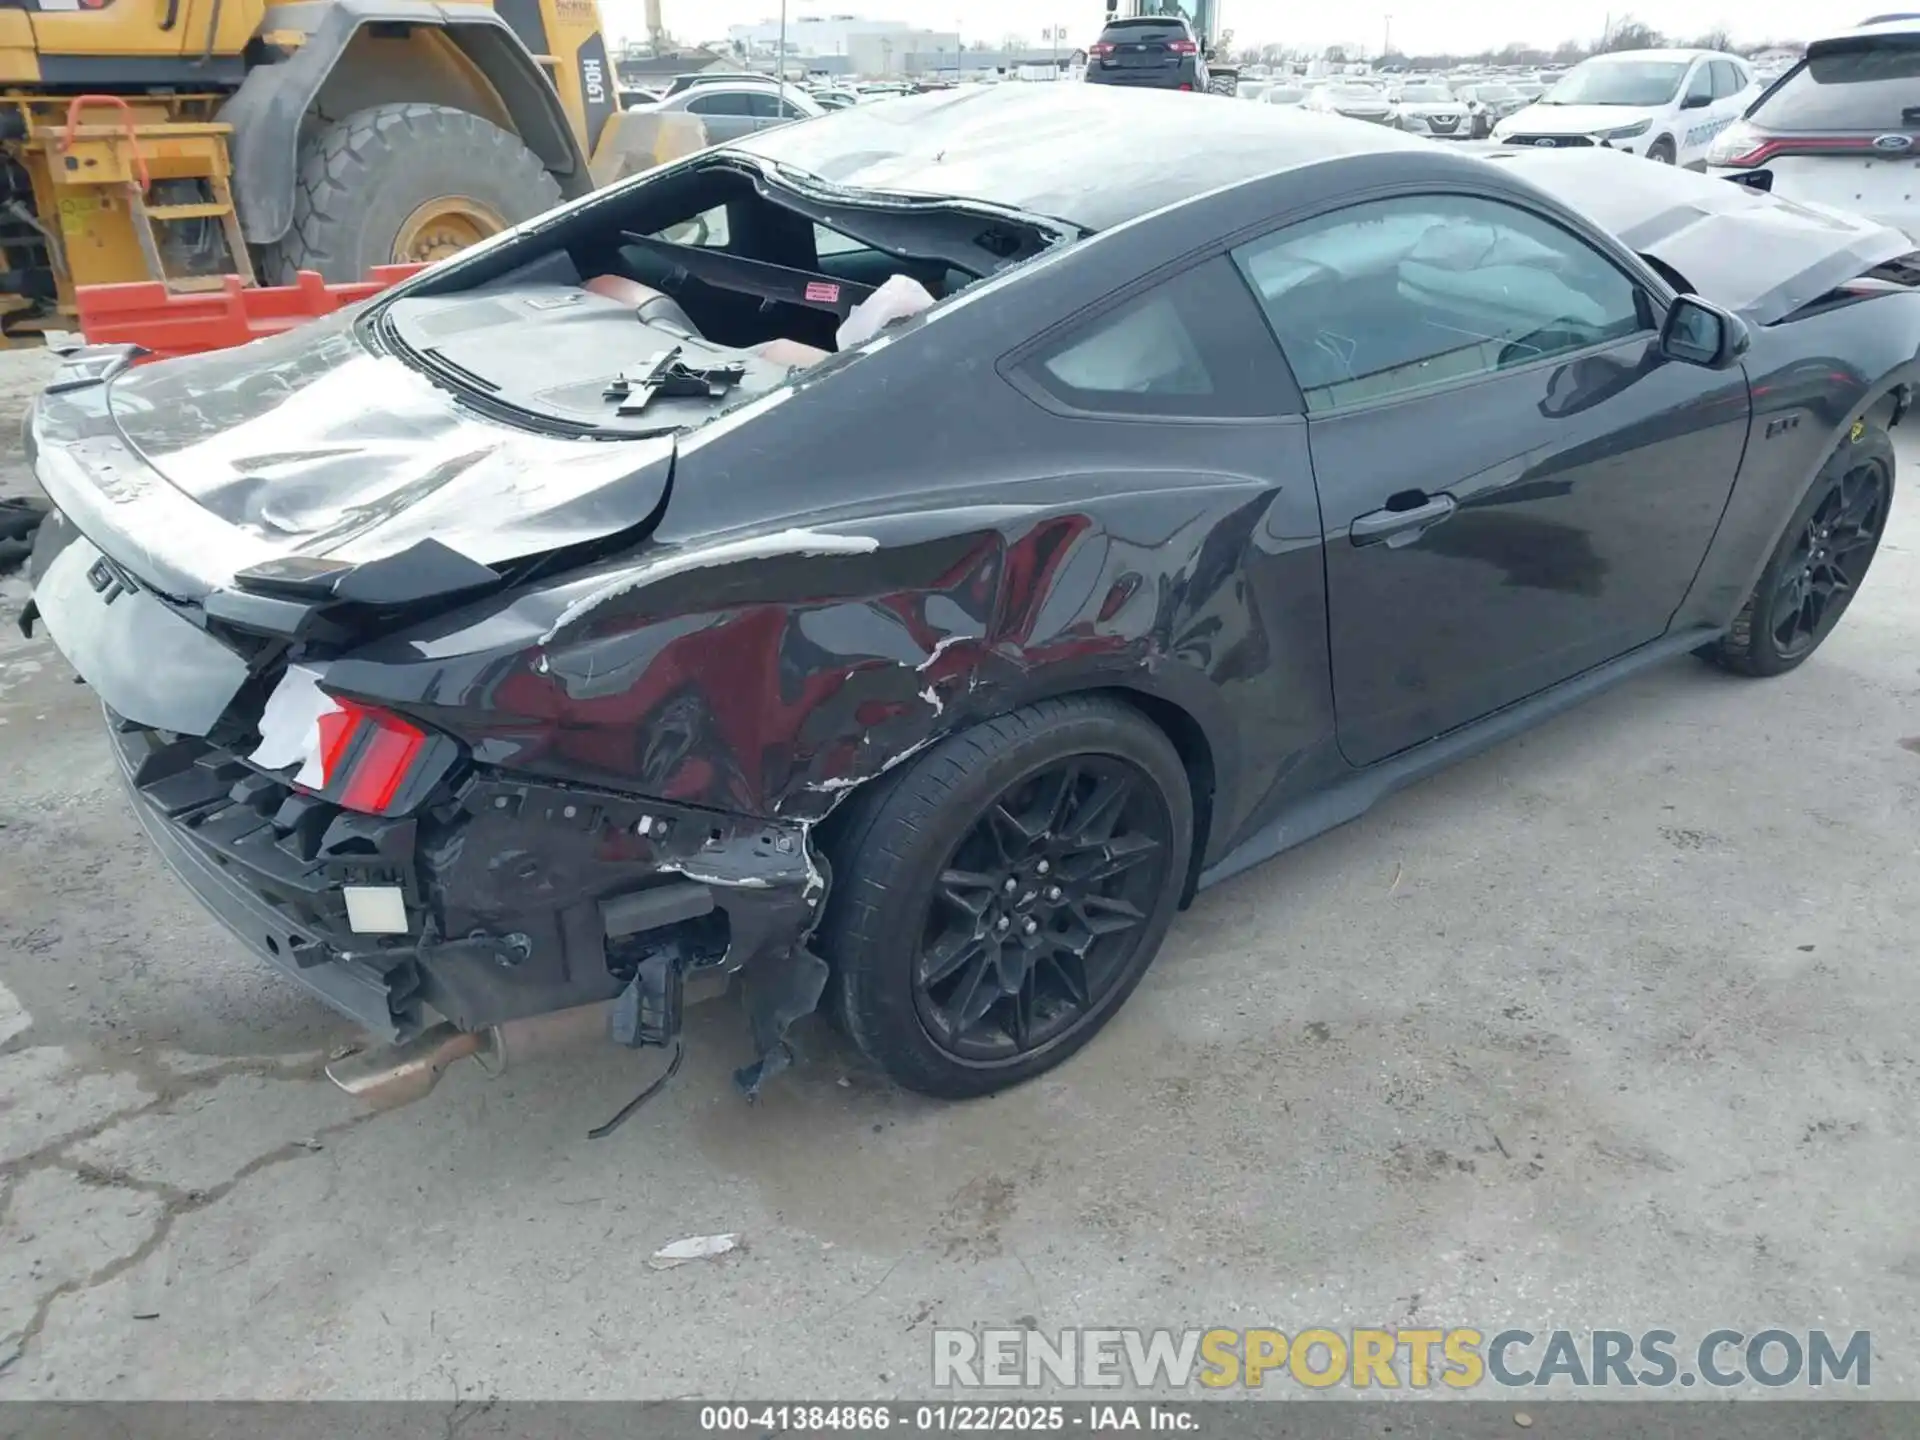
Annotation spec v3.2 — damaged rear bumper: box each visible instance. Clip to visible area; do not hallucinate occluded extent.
[109,714,830,1093]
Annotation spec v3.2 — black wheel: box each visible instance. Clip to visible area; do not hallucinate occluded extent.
[1646,136,1677,164]
[0,496,47,544]
[261,103,562,285]
[818,696,1193,1098]
[1703,425,1895,677]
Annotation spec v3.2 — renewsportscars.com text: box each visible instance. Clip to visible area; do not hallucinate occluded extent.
[932,1327,1871,1391]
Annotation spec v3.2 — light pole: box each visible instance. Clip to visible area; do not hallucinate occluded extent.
[1382,14,1391,61]
[776,0,787,89]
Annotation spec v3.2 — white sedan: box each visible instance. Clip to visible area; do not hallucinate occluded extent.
[1391,83,1472,139]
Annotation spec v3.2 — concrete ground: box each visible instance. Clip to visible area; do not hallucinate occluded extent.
[1,346,1917,1401]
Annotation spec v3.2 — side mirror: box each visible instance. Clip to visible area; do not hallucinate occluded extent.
[1681,92,1712,109]
[1660,295,1749,370]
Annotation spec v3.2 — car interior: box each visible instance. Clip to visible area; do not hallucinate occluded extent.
[379,158,1063,433]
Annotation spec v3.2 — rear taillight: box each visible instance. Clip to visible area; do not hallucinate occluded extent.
[1709,121,1904,168]
[1179,83,1193,91]
[314,699,430,814]
[251,665,452,817]
[1089,41,1113,56]
[1169,39,1198,54]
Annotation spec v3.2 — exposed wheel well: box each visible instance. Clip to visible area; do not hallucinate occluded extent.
[812,685,1219,908]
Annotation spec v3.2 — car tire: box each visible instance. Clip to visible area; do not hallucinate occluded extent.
[818,695,1193,1099]
[261,103,562,286]
[1647,136,1677,164]
[1701,425,1895,678]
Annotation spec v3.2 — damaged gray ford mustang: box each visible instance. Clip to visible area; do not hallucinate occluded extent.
[19,85,1918,1107]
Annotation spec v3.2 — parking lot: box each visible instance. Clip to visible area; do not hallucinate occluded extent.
[2,326,1919,1399]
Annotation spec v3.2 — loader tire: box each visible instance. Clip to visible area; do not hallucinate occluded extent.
[261,103,563,286]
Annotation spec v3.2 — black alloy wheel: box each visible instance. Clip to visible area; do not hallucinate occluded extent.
[1703,425,1895,677]
[1769,457,1890,661]
[912,756,1173,1063]
[819,696,1193,1098]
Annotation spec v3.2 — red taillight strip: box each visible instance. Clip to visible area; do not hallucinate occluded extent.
[299,696,430,814]
[340,717,427,814]
[316,704,360,787]
[1717,135,1903,167]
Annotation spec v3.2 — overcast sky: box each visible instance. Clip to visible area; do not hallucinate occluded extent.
[633,0,1816,56]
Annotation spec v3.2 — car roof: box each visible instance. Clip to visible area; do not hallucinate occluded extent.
[1831,14,1920,36]
[1580,48,1714,62]
[732,83,1429,232]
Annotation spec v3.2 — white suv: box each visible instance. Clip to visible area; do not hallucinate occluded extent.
[1707,18,1920,241]
[1492,48,1755,164]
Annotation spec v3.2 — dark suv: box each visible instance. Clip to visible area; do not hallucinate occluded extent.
[1085,16,1209,91]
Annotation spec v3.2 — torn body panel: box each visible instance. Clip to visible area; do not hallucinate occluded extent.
[110,701,826,1084]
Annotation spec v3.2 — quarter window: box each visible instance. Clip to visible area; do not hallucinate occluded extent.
[1231,193,1650,413]
[1022,256,1299,418]
[654,204,729,248]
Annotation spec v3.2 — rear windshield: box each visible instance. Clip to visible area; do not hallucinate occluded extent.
[1101,19,1188,37]
[1750,37,1920,130]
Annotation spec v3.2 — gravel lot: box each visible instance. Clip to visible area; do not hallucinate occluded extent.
[1,345,1916,1400]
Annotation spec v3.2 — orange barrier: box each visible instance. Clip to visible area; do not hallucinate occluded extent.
[74,265,428,362]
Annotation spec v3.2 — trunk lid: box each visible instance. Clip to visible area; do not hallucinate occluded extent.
[26,301,679,737]
[78,310,676,599]
[1485,146,1916,324]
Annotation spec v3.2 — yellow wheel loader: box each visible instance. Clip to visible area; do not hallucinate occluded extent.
[0,0,693,340]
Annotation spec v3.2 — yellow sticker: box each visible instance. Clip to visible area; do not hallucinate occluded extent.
[1851,419,1866,443]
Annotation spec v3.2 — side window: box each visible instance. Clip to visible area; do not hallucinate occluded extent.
[687,91,752,117]
[1231,193,1650,415]
[746,91,785,119]
[654,204,729,248]
[814,223,869,258]
[1709,60,1744,100]
[778,98,810,118]
[1684,63,1713,104]
[1020,256,1299,419]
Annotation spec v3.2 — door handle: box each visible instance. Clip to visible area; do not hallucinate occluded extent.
[1349,493,1458,548]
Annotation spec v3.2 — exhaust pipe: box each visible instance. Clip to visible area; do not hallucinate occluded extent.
[326,1001,613,1108]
